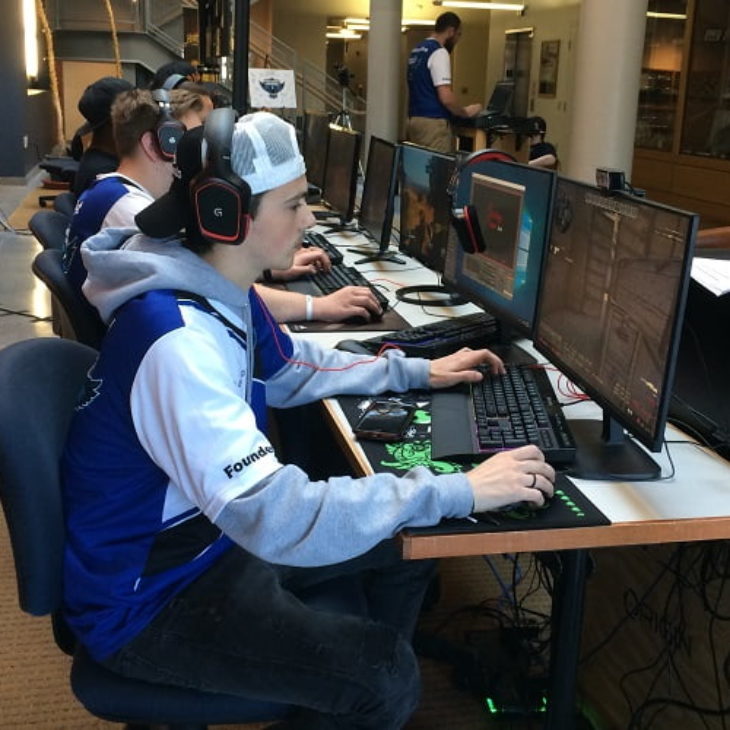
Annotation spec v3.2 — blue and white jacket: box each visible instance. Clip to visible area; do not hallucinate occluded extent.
[61,227,474,661]
[407,38,452,120]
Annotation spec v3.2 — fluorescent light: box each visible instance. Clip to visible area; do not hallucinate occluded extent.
[344,17,369,25]
[347,24,370,31]
[646,11,687,20]
[402,19,438,26]
[326,31,363,39]
[505,27,534,35]
[23,0,38,80]
[434,1,525,9]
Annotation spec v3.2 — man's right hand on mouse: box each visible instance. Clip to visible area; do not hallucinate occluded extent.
[466,444,555,513]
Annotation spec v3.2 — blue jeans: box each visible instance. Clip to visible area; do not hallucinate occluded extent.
[99,540,436,729]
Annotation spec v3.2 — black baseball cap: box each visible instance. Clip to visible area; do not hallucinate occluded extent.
[77,76,134,135]
[135,125,204,238]
[526,116,547,135]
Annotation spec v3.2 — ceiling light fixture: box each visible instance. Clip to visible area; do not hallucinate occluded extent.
[326,30,363,39]
[433,1,526,10]
[645,11,687,20]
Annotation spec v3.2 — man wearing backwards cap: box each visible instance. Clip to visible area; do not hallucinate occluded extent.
[62,111,554,728]
[73,76,134,196]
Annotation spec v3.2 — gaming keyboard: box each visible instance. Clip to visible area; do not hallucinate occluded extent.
[304,230,343,265]
[337,312,499,358]
[430,364,577,465]
[300,265,390,314]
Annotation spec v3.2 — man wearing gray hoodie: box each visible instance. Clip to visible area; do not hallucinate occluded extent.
[61,110,554,729]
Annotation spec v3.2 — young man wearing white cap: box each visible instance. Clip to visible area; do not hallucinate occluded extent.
[62,110,554,729]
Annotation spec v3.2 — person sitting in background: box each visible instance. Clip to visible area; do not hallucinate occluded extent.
[169,84,215,130]
[150,60,200,90]
[64,89,179,300]
[66,90,381,326]
[72,77,134,196]
[526,116,558,169]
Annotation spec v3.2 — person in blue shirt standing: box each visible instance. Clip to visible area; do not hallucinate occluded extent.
[406,12,483,153]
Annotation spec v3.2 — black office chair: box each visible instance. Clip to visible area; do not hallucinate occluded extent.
[53,191,78,219]
[31,249,105,348]
[0,338,292,728]
[38,156,79,208]
[28,209,69,251]
[0,338,368,729]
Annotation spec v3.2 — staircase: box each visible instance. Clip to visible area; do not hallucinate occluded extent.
[249,21,367,132]
[46,0,366,127]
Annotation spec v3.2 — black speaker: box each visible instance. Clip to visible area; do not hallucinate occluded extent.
[192,107,252,245]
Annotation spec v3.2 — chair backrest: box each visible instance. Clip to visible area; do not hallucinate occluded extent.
[32,249,105,349]
[0,338,97,615]
[28,209,69,251]
[53,191,78,219]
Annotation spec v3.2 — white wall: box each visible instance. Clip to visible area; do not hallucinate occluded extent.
[487,0,581,169]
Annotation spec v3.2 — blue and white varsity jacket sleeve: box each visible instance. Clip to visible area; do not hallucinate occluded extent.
[130,305,474,568]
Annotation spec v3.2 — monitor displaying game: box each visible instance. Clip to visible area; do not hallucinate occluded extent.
[399,143,456,273]
[533,176,698,479]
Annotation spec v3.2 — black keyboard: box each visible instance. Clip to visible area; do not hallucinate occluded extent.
[430,365,576,465]
[303,265,390,314]
[304,231,343,265]
[339,312,498,358]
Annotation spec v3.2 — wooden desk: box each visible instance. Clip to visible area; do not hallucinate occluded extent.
[304,227,730,730]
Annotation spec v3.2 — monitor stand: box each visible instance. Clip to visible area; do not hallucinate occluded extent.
[567,413,661,481]
[395,285,468,307]
[348,247,406,265]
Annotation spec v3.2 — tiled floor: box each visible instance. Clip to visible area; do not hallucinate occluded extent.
[0,177,55,349]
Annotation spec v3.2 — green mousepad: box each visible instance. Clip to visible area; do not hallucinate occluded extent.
[337,393,611,534]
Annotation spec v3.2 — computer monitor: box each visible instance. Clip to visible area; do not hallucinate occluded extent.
[443,160,555,337]
[321,124,361,225]
[533,176,698,480]
[399,143,456,272]
[485,80,514,116]
[303,112,330,190]
[349,137,403,264]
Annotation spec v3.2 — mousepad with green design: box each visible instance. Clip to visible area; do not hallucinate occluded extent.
[337,393,611,534]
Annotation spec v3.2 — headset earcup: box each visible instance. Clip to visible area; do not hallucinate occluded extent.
[451,205,485,254]
[157,121,185,160]
[194,178,247,244]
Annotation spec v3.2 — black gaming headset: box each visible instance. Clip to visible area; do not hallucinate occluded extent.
[162,73,186,91]
[150,89,185,161]
[191,107,252,245]
[449,148,516,254]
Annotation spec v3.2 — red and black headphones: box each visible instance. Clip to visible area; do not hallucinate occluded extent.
[150,89,185,161]
[449,148,516,254]
[192,107,252,245]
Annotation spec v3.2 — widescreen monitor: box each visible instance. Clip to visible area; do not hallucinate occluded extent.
[399,143,456,273]
[533,176,698,479]
[322,124,361,225]
[350,137,402,264]
[443,160,555,337]
[303,112,330,189]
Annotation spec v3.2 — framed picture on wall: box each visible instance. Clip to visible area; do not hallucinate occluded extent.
[539,40,560,97]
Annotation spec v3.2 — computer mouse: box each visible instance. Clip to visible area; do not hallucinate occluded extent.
[335,339,375,355]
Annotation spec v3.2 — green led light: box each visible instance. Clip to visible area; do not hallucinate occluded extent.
[485,697,498,714]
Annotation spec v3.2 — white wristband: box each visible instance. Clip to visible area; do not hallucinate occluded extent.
[305,294,314,321]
